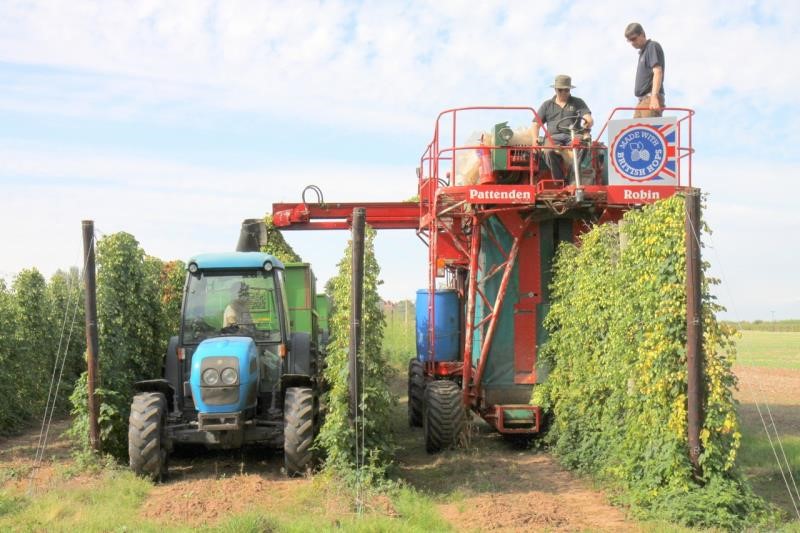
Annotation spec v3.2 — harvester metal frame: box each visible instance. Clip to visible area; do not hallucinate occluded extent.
[271,105,695,445]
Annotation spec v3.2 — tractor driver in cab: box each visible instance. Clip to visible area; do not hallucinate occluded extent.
[223,282,253,330]
[531,74,594,185]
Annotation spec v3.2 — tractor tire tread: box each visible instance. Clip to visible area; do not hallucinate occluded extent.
[423,380,465,454]
[128,392,168,482]
[284,387,315,477]
[408,358,425,427]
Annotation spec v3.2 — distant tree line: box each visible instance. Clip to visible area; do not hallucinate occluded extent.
[724,320,800,333]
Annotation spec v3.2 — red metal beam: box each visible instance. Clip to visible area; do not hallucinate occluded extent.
[272,202,420,230]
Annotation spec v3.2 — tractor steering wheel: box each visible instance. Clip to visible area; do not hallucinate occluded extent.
[554,114,591,135]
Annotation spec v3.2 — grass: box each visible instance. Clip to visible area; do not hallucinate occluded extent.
[0,461,450,532]
[735,330,800,369]
[0,469,155,532]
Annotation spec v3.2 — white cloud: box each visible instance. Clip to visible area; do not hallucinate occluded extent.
[2,1,798,132]
[0,0,798,318]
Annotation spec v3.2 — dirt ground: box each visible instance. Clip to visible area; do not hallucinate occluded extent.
[10,366,795,530]
[398,425,636,532]
[1,385,643,531]
[734,365,800,434]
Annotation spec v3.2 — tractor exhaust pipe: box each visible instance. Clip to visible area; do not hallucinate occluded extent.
[236,218,268,252]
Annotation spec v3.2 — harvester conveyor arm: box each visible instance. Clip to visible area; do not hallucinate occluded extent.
[272,202,421,230]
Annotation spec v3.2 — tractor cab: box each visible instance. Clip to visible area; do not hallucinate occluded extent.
[177,253,289,421]
[180,253,289,415]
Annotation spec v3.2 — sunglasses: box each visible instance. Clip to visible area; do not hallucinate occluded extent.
[556,88,570,92]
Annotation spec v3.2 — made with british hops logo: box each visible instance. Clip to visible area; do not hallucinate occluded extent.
[611,124,675,182]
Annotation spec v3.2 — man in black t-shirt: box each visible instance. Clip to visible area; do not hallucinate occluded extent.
[532,74,594,184]
[625,22,665,118]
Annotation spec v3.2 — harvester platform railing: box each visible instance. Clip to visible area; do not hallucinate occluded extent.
[422,106,553,186]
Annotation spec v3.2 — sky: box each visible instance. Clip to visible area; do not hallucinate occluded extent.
[1,0,798,320]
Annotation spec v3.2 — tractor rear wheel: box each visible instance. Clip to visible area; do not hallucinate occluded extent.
[128,392,169,482]
[423,380,466,453]
[408,358,425,427]
[284,386,315,477]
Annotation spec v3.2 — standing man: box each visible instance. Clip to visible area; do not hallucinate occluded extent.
[625,22,665,118]
[531,74,593,185]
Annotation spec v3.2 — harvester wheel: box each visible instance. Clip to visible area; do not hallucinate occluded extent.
[423,380,466,453]
[408,358,425,427]
[284,386,315,477]
[128,392,169,482]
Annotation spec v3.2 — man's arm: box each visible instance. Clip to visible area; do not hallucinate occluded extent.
[532,102,547,143]
[650,65,663,110]
[223,305,236,327]
[574,98,594,129]
[531,120,541,142]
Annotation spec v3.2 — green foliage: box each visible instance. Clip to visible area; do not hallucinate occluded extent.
[158,260,186,339]
[11,270,53,426]
[317,226,396,484]
[0,266,87,434]
[261,214,302,264]
[0,279,23,433]
[382,300,416,370]
[69,233,173,459]
[0,491,28,518]
[536,195,774,529]
[46,268,87,408]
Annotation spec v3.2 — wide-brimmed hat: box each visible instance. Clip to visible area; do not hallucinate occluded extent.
[551,74,575,89]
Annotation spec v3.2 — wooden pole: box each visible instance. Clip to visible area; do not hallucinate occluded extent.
[82,220,100,452]
[349,208,366,419]
[685,191,703,476]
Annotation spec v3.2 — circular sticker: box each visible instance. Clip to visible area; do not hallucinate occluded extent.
[610,124,668,182]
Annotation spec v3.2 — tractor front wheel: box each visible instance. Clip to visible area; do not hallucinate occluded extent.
[284,386,315,477]
[128,392,170,482]
[423,380,466,453]
[408,358,425,427]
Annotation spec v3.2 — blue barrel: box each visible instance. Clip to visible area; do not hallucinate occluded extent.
[415,289,460,362]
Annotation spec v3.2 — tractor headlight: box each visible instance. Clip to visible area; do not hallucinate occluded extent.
[220,367,238,385]
[202,368,220,386]
[263,261,273,272]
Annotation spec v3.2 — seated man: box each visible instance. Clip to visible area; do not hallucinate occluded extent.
[223,282,253,329]
[531,74,594,185]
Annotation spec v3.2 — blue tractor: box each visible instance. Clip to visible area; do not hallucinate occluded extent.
[128,252,325,479]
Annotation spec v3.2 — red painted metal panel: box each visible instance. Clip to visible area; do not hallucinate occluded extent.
[513,301,537,384]
[483,404,542,434]
[605,186,678,204]
[514,223,540,384]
